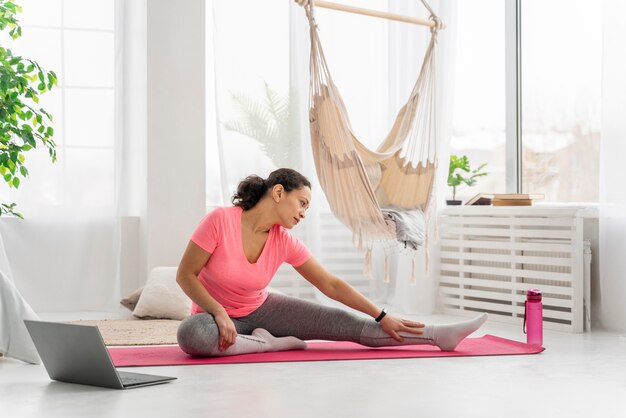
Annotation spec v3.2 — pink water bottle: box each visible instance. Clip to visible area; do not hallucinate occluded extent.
[524,289,543,346]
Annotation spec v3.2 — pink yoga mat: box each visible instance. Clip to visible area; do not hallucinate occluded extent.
[108,335,544,367]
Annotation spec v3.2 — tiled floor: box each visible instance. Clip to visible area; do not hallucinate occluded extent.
[1,312,624,418]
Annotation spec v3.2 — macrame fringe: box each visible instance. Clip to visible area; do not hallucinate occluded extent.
[410,254,417,285]
[424,236,430,277]
[363,247,373,278]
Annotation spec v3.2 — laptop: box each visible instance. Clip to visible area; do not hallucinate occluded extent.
[24,320,177,389]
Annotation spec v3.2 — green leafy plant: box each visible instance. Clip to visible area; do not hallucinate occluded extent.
[223,81,300,168]
[447,155,488,201]
[0,0,57,218]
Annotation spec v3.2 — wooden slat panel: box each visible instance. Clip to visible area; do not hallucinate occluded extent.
[441,206,586,217]
[317,211,372,298]
[439,251,573,267]
[440,216,575,227]
[438,276,573,296]
[440,263,573,282]
[440,239,575,253]
[441,226,574,240]
[440,297,573,321]
[322,253,366,263]
[439,287,573,308]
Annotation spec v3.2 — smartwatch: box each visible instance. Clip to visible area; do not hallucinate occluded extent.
[375,308,387,322]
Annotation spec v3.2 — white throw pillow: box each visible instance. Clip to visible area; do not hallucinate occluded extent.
[132,267,191,320]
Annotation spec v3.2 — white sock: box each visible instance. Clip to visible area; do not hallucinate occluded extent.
[424,313,488,351]
[218,329,306,356]
[217,333,266,356]
[251,328,307,352]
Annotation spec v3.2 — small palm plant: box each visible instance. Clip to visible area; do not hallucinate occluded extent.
[223,81,300,168]
[448,155,488,202]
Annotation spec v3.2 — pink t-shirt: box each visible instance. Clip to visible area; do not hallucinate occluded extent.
[190,206,312,317]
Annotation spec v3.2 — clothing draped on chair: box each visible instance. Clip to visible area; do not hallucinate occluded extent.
[302,0,442,265]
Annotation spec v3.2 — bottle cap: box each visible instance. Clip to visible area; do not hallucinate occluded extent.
[527,288,542,301]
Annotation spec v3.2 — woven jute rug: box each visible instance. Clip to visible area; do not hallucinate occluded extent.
[68,319,180,346]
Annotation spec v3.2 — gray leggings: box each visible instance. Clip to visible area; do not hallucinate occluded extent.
[177,292,433,355]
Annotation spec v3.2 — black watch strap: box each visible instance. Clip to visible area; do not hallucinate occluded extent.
[375,308,387,322]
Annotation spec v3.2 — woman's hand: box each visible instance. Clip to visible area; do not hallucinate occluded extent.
[213,311,238,352]
[379,314,425,342]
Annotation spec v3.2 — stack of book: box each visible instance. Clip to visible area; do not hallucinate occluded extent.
[492,193,544,206]
[465,193,545,206]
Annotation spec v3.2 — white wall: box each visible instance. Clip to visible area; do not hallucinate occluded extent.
[119,0,206,294]
[120,0,147,295]
[598,0,626,332]
[120,0,207,295]
[145,0,206,274]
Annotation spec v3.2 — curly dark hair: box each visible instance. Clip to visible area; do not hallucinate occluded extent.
[231,168,311,210]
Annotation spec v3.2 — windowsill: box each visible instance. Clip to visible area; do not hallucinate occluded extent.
[440,202,599,218]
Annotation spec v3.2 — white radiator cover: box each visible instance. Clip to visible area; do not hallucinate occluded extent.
[438,205,596,333]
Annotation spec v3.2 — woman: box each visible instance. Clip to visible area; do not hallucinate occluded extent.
[176,168,486,356]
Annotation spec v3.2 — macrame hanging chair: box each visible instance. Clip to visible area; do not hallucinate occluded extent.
[299,0,443,257]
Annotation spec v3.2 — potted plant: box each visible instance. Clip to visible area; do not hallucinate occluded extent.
[0,0,57,218]
[447,155,488,205]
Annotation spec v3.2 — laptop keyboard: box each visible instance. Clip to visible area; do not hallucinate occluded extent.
[121,376,147,386]
[118,370,174,387]
[118,371,160,386]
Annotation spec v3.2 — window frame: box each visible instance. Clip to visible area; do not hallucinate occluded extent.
[12,0,118,210]
[505,0,522,193]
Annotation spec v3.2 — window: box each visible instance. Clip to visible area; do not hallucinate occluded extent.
[451,0,601,203]
[450,0,506,201]
[521,0,601,202]
[2,0,116,211]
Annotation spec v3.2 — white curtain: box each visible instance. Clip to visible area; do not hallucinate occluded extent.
[598,0,626,332]
[0,231,40,363]
[0,216,120,312]
[0,0,124,314]
[207,1,293,206]
[373,0,457,315]
[206,2,317,299]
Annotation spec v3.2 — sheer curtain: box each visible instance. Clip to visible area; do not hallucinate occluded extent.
[374,0,457,314]
[206,1,293,207]
[206,1,316,299]
[598,0,626,332]
[0,0,123,313]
